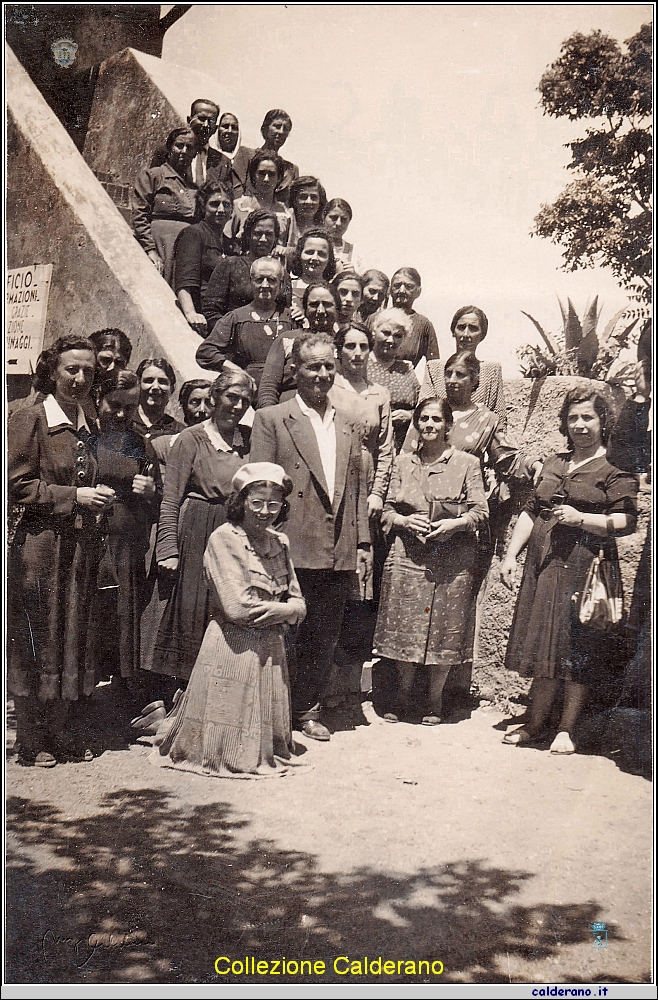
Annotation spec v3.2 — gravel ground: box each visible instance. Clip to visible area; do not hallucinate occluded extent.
[5,692,652,985]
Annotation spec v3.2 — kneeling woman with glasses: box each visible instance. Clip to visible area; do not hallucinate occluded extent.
[154,463,308,779]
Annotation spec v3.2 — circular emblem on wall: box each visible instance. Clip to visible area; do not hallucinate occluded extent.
[51,37,78,69]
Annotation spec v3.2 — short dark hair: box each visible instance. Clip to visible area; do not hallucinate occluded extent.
[444,350,480,393]
[240,209,280,254]
[450,305,489,339]
[291,332,335,368]
[209,369,255,404]
[290,176,327,223]
[136,357,177,392]
[165,126,197,153]
[334,323,373,354]
[179,378,212,419]
[260,109,293,139]
[197,179,233,214]
[323,197,353,222]
[32,336,96,394]
[226,483,289,526]
[190,99,220,117]
[289,228,337,281]
[413,395,454,434]
[392,267,422,287]
[94,366,139,401]
[558,386,612,446]
[332,272,365,293]
[248,149,285,186]
[89,328,133,363]
[301,280,340,314]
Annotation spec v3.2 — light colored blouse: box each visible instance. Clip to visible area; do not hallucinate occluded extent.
[329,374,394,500]
[204,522,306,629]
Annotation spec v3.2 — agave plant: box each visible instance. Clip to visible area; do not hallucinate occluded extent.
[517,296,639,383]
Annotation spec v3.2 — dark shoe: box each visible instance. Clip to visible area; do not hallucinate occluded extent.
[34,751,57,768]
[299,720,331,741]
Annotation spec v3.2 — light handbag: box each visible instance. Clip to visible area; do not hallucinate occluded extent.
[576,548,623,631]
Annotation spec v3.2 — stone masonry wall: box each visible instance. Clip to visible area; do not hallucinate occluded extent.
[474,377,650,706]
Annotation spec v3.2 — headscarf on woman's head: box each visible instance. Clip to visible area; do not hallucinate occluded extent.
[218,112,242,162]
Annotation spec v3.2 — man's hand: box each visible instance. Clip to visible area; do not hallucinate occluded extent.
[367,494,383,517]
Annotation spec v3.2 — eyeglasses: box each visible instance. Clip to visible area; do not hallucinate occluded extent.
[247,499,283,514]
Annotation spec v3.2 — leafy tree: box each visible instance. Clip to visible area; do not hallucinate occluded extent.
[533,23,652,303]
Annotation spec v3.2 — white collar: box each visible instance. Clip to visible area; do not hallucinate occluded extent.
[201,418,243,452]
[43,394,91,432]
[295,393,335,425]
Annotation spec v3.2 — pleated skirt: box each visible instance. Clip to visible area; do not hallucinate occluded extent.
[153,620,308,778]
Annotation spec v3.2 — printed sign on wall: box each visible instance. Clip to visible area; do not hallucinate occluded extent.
[6,264,53,375]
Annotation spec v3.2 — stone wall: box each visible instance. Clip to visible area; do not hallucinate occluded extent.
[83,47,240,207]
[6,44,208,408]
[474,377,650,705]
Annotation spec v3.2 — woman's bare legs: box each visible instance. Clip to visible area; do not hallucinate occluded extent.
[550,680,588,753]
[525,677,559,734]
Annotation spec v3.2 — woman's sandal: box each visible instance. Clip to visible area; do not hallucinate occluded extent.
[550,731,577,755]
[502,726,534,745]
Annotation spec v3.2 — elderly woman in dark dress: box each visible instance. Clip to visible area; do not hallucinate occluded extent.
[8,336,114,766]
[132,126,199,285]
[202,209,281,329]
[500,387,637,754]
[174,180,234,336]
[196,256,295,386]
[88,368,160,689]
[373,396,488,724]
[389,268,440,368]
[149,369,254,685]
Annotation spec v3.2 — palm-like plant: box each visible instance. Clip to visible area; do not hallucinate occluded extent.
[517,296,639,382]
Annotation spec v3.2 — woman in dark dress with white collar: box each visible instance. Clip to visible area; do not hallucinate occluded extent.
[8,337,114,766]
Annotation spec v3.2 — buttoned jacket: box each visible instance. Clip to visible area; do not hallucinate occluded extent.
[249,396,369,571]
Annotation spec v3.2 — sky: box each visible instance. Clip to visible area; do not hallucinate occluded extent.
[163,4,651,375]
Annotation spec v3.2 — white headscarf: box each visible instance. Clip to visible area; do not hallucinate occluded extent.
[219,112,242,162]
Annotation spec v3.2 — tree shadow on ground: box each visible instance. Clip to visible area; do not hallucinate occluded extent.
[6,789,623,985]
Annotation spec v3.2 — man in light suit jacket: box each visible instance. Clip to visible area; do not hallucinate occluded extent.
[250,332,372,741]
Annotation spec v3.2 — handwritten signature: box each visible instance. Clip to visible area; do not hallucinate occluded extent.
[42,928,148,968]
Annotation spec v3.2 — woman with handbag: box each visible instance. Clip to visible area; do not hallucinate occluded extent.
[499,387,638,754]
[372,396,489,725]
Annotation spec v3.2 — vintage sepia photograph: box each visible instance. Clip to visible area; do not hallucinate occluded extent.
[4,3,653,991]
